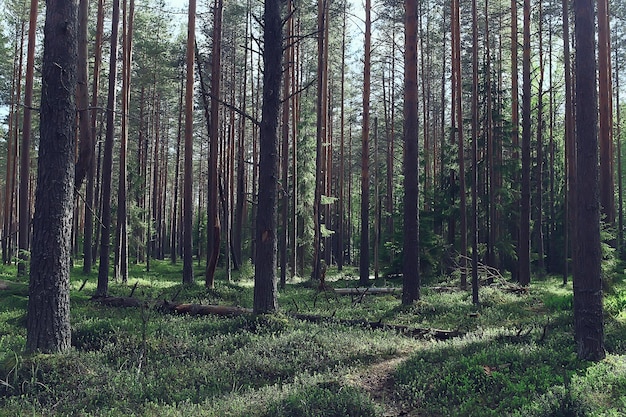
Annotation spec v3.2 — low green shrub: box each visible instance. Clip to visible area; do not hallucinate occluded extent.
[263,381,379,417]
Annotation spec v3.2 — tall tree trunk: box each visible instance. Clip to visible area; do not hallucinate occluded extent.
[205,0,223,288]
[402,0,420,305]
[182,0,196,285]
[562,0,575,284]
[598,0,614,225]
[84,0,104,273]
[452,0,466,289]
[360,0,371,286]
[338,4,346,272]
[574,0,605,361]
[18,0,38,277]
[26,0,77,353]
[485,0,495,268]
[279,0,293,288]
[519,0,532,286]
[74,0,92,193]
[311,0,327,281]
[115,0,134,283]
[96,0,121,297]
[616,45,623,254]
[510,0,520,282]
[535,1,545,276]
[253,0,282,314]
[171,75,184,264]
[3,21,23,265]
[471,0,480,304]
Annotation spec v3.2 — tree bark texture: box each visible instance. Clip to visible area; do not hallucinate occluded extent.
[402,0,420,305]
[96,0,121,297]
[253,0,282,314]
[26,0,78,353]
[574,0,605,361]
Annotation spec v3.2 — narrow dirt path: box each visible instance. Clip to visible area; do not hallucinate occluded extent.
[346,355,420,417]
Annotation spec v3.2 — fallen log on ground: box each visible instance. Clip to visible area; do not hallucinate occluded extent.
[289,313,463,340]
[92,297,463,341]
[333,287,400,295]
[158,301,252,316]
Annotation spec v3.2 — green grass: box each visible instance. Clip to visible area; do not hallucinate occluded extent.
[1,263,626,416]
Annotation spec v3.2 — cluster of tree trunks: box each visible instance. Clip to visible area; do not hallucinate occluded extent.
[7,0,609,361]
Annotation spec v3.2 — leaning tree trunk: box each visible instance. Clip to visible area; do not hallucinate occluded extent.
[26,0,78,353]
[254,0,282,314]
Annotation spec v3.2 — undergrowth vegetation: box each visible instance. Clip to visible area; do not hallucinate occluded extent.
[1,261,626,416]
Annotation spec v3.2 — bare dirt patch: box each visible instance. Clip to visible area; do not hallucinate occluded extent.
[346,355,421,417]
[0,280,10,290]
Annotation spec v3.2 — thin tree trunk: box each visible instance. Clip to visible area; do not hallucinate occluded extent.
[84,0,104,273]
[3,21,23,265]
[360,0,371,286]
[312,0,327,282]
[598,0,615,225]
[17,0,38,277]
[74,0,92,193]
[279,0,293,288]
[205,0,223,288]
[452,0,466,289]
[519,0,532,286]
[616,44,623,254]
[182,0,196,285]
[96,0,121,297]
[115,0,134,283]
[535,1,545,277]
[510,0,520,283]
[563,0,575,284]
[471,0,480,303]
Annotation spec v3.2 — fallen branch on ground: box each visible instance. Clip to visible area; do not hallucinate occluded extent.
[92,297,464,341]
[333,287,401,295]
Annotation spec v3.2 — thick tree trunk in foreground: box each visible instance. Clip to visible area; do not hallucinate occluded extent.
[26,0,78,353]
[253,0,282,314]
[402,0,420,305]
[573,0,605,361]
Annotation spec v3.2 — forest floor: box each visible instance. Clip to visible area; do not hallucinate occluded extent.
[347,354,415,417]
[2,260,626,416]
